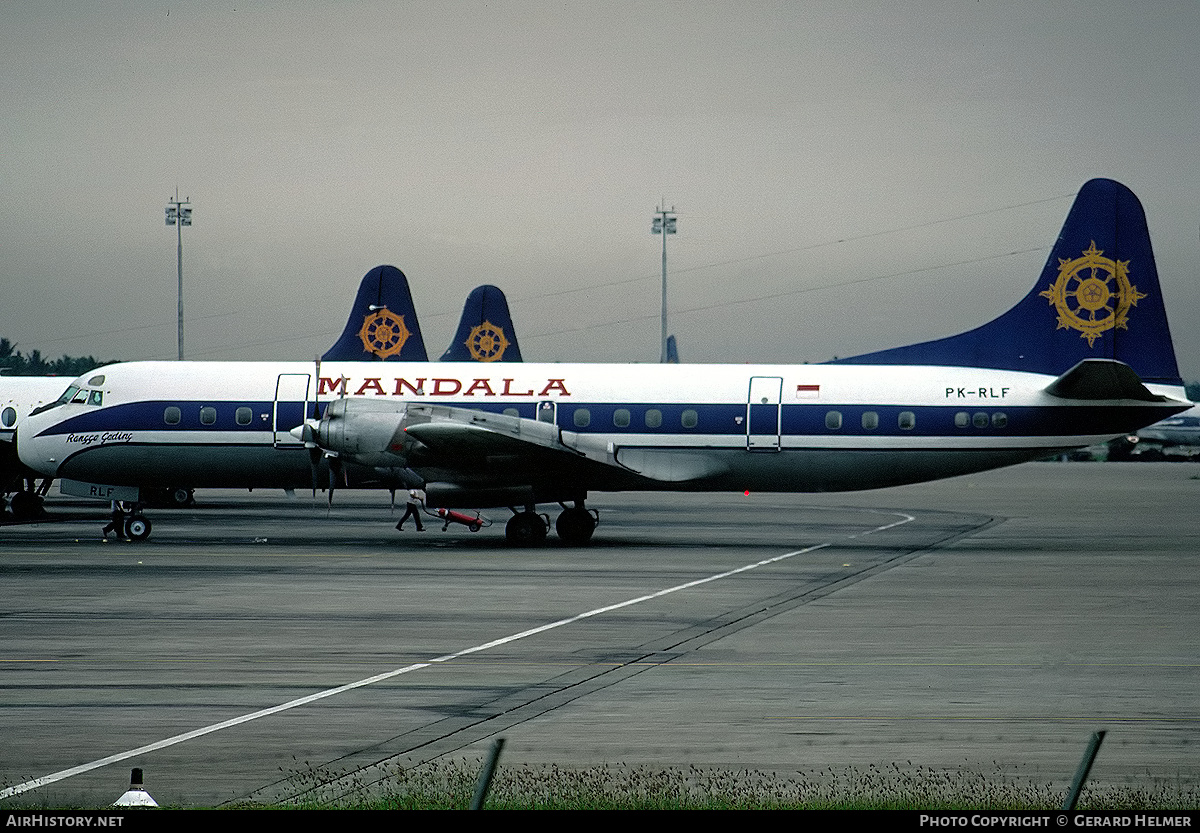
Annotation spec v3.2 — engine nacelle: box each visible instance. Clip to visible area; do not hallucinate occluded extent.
[314,398,417,468]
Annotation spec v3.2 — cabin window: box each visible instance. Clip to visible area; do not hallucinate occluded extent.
[955,411,970,428]
[164,407,181,425]
[645,409,663,428]
[861,411,879,430]
[992,412,1008,428]
[898,411,916,430]
[973,411,989,428]
[1,407,15,428]
[200,406,217,426]
[235,407,253,426]
[681,409,698,429]
[503,407,519,417]
[825,411,842,430]
[613,408,631,428]
[573,408,591,428]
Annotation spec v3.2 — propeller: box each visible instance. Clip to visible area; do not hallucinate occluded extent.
[326,452,344,508]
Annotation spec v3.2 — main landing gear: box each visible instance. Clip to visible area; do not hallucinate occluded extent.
[503,500,599,546]
[505,508,549,546]
[555,503,598,546]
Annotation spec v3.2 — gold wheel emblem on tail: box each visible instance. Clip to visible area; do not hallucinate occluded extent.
[358,310,411,358]
[465,321,509,362]
[1038,241,1145,347]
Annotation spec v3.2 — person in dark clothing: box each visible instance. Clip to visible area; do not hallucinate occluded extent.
[396,488,426,532]
[102,502,126,539]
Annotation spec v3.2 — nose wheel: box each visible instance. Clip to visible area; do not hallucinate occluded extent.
[124,514,152,541]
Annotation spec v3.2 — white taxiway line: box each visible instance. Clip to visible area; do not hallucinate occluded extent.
[0,511,913,800]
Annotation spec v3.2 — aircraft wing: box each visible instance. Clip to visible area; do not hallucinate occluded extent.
[311,399,728,501]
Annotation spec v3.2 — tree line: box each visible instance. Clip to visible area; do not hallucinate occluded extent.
[0,338,119,378]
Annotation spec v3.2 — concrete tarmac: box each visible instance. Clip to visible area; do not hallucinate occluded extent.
[0,462,1196,807]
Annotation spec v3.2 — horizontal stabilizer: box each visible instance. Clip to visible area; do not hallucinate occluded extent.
[1043,359,1164,402]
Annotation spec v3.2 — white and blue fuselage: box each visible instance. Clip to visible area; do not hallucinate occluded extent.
[17,359,1186,504]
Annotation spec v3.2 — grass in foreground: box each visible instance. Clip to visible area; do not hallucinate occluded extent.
[272,759,1199,811]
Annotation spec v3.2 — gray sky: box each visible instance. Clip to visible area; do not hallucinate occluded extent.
[2,1,1198,378]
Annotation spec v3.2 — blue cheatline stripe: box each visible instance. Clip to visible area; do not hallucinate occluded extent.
[39,399,1169,441]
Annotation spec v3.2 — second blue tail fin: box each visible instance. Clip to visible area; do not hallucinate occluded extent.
[832,179,1182,386]
[440,285,523,362]
[323,265,429,362]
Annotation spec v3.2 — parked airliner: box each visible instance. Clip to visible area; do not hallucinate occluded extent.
[18,179,1190,544]
[1,376,73,517]
[4,266,522,525]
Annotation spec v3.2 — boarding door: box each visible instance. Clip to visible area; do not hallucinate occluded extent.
[746,376,782,451]
[274,373,311,447]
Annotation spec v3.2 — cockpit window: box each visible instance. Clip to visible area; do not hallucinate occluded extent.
[88,390,104,406]
[28,385,80,416]
[71,389,89,404]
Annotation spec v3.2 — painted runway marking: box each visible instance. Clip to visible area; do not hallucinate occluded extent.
[0,511,913,800]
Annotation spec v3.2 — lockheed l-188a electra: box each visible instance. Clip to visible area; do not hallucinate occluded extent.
[17,179,1192,545]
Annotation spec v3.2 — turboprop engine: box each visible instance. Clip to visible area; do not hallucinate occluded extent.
[292,398,424,469]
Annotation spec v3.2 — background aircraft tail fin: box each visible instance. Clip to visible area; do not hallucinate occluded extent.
[322,265,429,362]
[665,334,680,363]
[439,285,523,362]
[832,179,1182,385]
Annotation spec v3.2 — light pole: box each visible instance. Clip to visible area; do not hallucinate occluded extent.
[651,203,677,363]
[164,190,192,360]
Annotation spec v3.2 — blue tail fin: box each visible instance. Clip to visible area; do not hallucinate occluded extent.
[322,265,429,362]
[665,334,680,363]
[439,285,523,362]
[832,179,1182,385]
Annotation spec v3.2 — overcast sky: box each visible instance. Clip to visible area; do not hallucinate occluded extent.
[2,1,1197,379]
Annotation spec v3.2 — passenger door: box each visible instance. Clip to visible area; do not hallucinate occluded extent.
[746,376,782,451]
[273,374,311,447]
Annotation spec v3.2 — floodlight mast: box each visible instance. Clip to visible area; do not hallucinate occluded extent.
[164,189,192,360]
[651,203,677,363]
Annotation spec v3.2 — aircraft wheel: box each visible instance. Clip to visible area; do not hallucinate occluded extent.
[10,491,42,520]
[555,507,597,546]
[505,512,547,546]
[124,515,152,541]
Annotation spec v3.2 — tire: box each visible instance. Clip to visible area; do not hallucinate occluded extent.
[10,491,41,520]
[555,507,597,546]
[125,515,152,541]
[505,512,547,546]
